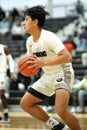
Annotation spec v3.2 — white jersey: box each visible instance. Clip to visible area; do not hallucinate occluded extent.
[0,44,8,73]
[26,29,73,75]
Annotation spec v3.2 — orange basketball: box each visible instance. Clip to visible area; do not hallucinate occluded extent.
[18,55,39,77]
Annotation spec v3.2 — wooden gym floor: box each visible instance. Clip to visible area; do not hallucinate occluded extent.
[0,111,87,130]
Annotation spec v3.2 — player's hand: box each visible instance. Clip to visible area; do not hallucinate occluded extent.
[10,73,17,82]
[27,55,45,69]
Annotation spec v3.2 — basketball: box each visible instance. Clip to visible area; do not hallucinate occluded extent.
[18,55,39,77]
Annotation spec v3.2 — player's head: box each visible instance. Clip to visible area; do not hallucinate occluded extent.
[25,5,49,28]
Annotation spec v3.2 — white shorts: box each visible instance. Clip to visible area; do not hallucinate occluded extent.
[0,73,7,90]
[28,69,74,99]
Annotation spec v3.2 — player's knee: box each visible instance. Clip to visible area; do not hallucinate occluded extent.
[20,97,33,112]
[20,97,31,110]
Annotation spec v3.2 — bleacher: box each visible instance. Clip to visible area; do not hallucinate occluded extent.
[44,16,78,32]
[0,38,26,58]
[72,50,87,80]
[70,50,87,106]
[8,90,26,105]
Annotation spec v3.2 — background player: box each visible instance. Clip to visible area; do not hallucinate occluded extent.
[0,44,17,123]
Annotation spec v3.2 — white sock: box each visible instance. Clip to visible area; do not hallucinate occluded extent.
[3,108,8,114]
[46,117,59,128]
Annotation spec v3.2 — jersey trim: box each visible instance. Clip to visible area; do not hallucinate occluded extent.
[28,87,48,99]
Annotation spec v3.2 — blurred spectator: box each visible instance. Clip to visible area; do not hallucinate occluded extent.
[71,71,87,113]
[72,20,81,44]
[79,26,87,41]
[0,17,10,36]
[11,17,25,40]
[73,30,79,46]
[10,8,19,22]
[63,34,76,55]
[0,7,5,21]
[18,9,25,21]
[76,26,87,51]
[81,51,87,66]
[75,0,84,17]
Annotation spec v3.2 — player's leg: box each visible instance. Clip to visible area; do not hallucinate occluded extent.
[20,74,66,130]
[0,73,10,123]
[0,90,10,123]
[55,88,82,130]
[20,88,65,130]
[20,91,50,120]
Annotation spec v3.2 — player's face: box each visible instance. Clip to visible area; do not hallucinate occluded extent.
[23,15,37,34]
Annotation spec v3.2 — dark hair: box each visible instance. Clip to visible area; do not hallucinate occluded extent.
[26,5,49,27]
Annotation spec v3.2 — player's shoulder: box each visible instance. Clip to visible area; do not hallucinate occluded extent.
[0,44,8,50]
[0,44,4,48]
[42,29,58,39]
[42,29,54,35]
[0,44,9,55]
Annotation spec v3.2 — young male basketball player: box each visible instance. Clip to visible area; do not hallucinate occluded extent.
[20,5,82,130]
[0,44,16,123]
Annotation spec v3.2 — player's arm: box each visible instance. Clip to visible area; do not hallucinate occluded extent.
[4,45,17,81]
[43,48,72,66]
[28,48,72,69]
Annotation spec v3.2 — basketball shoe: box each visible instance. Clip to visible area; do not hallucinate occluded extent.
[52,122,65,130]
[3,113,10,123]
